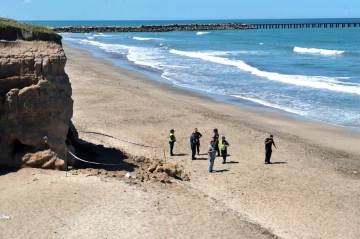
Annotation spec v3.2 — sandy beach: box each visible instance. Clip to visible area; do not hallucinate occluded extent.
[1,45,359,239]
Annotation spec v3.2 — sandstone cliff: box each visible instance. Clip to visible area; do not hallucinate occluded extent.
[0,20,73,169]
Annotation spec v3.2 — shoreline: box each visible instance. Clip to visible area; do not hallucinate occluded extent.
[63,45,360,239]
[64,43,360,156]
[64,41,360,134]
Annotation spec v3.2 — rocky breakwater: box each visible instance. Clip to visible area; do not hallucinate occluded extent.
[52,23,255,33]
[0,19,73,170]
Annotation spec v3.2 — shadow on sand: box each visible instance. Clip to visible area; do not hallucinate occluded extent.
[67,124,138,172]
[174,153,188,156]
[193,157,208,161]
[213,169,230,173]
[68,143,138,172]
[226,161,239,164]
[0,168,18,177]
[269,162,288,165]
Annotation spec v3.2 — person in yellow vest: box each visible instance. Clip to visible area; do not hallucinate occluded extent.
[169,129,176,156]
[220,136,230,164]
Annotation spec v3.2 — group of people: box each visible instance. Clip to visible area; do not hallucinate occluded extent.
[169,129,276,173]
[169,128,230,172]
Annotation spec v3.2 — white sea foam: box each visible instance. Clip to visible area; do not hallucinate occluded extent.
[132,37,163,41]
[71,38,169,71]
[161,72,173,81]
[87,36,94,39]
[168,65,191,69]
[231,95,302,115]
[169,49,360,95]
[196,32,210,35]
[78,40,130,54]
[206,50,269,56]
[259,43,264,45]
[93,33,114,37]
[126,47,163,70]
[293,47,345,55]
[63,37,77,42]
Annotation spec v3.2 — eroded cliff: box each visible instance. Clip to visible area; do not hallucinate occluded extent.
[0,20,73,169]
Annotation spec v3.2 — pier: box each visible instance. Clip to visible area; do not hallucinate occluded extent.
[251,22,360,29]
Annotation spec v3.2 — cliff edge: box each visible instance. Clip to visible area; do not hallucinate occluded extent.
[0,19,73,170]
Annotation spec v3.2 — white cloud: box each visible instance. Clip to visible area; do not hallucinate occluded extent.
[23,0,32,4]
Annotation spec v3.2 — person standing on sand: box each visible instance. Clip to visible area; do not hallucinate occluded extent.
[194,128,202,155]
[208,140,216,172]
[213,128,220,157]
[169,129,176,156]
[264,134,277,164]
[190,132,197,160]
[219,136,230,164]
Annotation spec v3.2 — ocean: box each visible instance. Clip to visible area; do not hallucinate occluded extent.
[27,19,360,129]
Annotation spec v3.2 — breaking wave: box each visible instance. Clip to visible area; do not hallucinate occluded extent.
[231,95,302,115]
[196,32,210,35]
[132,37,163,41]
[293,47,345,55]
[169,49,360,95]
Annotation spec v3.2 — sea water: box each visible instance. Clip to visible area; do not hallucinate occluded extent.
[28,19,360,129]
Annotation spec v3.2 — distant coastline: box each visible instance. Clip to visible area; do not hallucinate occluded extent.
[47,18,360,33]
[51,23,254,33]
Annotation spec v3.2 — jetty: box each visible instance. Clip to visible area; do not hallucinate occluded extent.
[51,23,254,33]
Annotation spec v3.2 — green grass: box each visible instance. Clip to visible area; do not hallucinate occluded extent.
[0,18,57,35]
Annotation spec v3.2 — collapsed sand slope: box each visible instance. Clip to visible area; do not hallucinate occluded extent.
[72,158,190,183]
[65,46,360,239]
[66,124,189,183]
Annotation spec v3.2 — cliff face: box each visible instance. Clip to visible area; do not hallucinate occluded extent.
[0,24,73,169]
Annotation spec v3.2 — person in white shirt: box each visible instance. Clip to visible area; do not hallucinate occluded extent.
[208,141,216,172]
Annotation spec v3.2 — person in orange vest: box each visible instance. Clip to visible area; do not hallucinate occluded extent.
[169,129,176,156]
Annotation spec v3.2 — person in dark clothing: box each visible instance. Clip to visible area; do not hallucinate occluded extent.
[220,136,230,164]
[264,134,277,164]
[169,129,176,156]
[194,128,203,155]
[190,132,197,160]
[213,128,220,157]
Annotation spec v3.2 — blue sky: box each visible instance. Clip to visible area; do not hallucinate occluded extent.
[1,0,359,20]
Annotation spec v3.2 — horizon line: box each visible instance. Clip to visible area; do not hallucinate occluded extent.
[19,17,360,21]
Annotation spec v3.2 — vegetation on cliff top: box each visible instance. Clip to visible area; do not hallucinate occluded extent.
[0,18,57,35]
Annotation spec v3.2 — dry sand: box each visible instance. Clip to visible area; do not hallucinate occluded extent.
[1,45,359,239]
